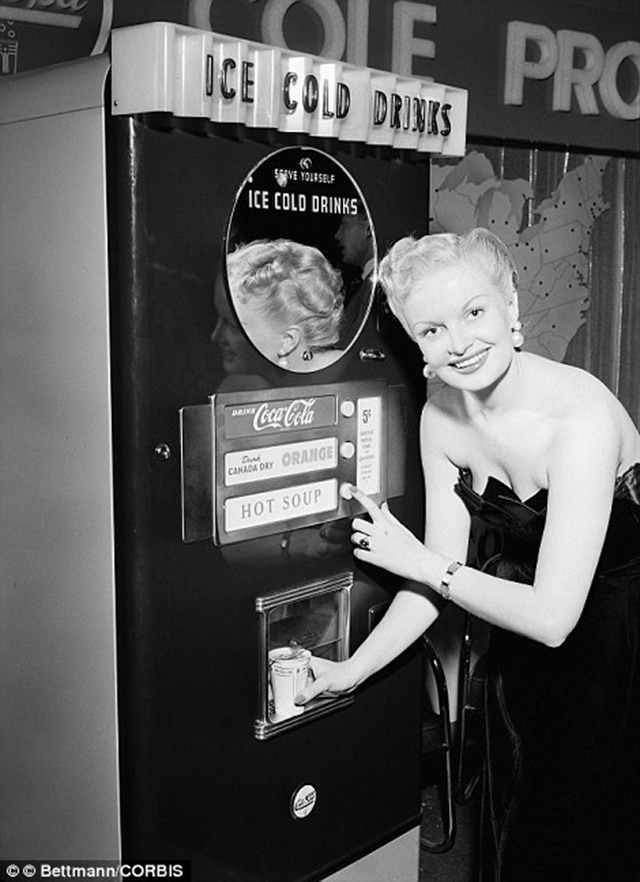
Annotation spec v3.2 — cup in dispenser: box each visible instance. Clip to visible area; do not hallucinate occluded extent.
[268,646,311,719]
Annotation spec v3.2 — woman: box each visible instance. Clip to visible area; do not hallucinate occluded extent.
[296,228,640,881]
[226,238,345,372]
[210,270,272,391]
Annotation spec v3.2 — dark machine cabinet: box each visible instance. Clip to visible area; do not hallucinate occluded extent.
[107,114,430,881]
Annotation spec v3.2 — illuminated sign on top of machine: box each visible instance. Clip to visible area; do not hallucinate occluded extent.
[110,21,467,156]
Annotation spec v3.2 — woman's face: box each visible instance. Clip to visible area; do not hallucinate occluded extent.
[400,260,517,392]
[232,295,285,364]
[211,279,261,375]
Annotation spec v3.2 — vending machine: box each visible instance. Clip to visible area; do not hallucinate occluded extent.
[0,22,466,882]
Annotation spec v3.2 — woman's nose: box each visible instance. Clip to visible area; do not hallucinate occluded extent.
[211,317,224,345]
[447,323,472,355]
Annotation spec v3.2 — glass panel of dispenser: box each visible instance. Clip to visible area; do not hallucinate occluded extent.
[255,572,352,739]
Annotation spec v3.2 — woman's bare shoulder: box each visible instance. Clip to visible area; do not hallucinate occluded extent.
[420,387,469,463]
[526,354,637,458]
[525,353,616,412]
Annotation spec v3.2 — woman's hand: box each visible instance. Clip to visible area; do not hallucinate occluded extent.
[349,485,431,583]
[294,655,359,707]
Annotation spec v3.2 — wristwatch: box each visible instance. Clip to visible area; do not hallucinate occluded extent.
[440,560,463,600]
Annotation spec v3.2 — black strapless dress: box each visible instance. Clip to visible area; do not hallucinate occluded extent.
[455,464,640,882]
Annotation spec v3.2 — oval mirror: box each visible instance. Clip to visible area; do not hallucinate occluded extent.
[224,146,376,374]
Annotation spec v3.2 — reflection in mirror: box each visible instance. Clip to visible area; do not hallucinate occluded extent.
[227,239,345,373]
[210,271,271,391]
[225,147,377,372]
[333,207,376,348]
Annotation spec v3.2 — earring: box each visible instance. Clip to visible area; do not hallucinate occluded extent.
[302,350,314,362]
[277,353,289,369]
[511,320,524,349]
[423,363,436,379]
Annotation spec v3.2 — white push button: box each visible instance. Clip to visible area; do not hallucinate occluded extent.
[340,442,355,459]
[340,399,355,418]
[339,482,354,500]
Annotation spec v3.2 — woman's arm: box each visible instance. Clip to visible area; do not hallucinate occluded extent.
[352,407,620,647]
[295,403,472,704]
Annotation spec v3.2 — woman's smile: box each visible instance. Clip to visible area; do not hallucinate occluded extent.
[449,346,491,373]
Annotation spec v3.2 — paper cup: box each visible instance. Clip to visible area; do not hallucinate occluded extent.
[269,647,311,719]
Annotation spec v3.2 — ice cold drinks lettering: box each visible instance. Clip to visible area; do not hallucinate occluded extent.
[247,190,358,215]
[373,90,452,136]
[312,195,358,214]
[253,399,317,431]
[246,189,308,210]
[220,59,450,134]
[274,191,307,211]
[247,189,269,209]
[283,71,351,118]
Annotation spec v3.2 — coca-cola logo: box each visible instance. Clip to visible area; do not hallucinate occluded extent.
[253,399,317,432]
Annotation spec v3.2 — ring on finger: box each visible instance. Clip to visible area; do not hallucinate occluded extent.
[358,536,370,550]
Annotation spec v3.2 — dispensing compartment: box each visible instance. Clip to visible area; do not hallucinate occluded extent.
[255,572,353,740]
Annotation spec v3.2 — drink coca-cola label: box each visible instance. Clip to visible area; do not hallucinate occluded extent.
[224,395,336,439]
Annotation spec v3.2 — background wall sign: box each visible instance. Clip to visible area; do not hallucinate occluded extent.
[188,0,639,153]
[2,0,637,151]
[0,0,112,74]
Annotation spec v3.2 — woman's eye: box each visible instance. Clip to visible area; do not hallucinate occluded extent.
[468,307,484,319]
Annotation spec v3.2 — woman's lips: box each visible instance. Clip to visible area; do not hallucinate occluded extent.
[450,347,490,372]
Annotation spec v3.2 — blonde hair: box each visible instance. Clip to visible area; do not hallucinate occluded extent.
[227,239,344,350]
[378,227,518,334]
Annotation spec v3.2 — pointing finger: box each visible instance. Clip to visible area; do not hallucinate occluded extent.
[348,485,382,520]
[380,500,399,523]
